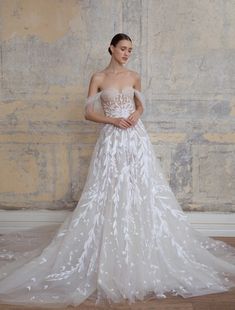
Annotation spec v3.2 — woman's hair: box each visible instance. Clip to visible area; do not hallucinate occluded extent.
[108,33,132,55]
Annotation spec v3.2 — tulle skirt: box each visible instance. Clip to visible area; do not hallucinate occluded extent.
[0,119,235,308]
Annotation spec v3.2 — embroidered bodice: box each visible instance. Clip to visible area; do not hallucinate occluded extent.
[100,87,136,118]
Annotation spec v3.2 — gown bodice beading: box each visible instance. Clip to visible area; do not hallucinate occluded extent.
[100,88,136,118]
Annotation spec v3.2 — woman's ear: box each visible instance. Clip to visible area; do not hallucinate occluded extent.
[110,45,114,54]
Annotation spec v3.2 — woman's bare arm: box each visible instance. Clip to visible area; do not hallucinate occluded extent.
[133,73,144,115]
[84,73,114,125]
[127,73,144,125]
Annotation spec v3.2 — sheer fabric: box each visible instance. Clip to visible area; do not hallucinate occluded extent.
[0,87,235,308]
[84,86,146,116]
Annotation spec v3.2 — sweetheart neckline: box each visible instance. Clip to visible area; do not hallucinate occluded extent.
[86,86,142,101]
[99,86,134,94]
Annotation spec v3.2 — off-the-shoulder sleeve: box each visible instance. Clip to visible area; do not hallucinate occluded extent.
[84,92,105,116]
[133,89,146,114]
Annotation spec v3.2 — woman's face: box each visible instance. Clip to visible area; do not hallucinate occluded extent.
[110,39,133,64]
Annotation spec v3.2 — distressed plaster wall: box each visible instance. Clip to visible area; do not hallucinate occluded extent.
[0,0,234,211]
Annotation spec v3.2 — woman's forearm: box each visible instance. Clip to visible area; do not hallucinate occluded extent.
[136,105,144,116]
[84,111,114,125]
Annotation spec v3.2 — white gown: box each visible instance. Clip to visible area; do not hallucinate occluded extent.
[0,86,235,308]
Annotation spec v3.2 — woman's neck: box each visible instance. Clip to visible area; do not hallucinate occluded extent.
[105,59,127,74]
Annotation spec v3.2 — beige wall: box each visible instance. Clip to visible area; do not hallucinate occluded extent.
[0,0,234,212]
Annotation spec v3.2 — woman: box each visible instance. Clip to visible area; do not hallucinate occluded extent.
[0,33,235,308]
[85,33,143,130]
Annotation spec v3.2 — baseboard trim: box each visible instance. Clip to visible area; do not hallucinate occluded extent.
[185,212,235,237]
[0,210,235,237]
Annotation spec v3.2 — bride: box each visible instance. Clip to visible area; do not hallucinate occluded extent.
[0,33,235,308]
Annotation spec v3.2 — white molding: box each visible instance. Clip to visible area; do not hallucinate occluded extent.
[185,212,235,237]
[0,210,235,237]
[0,210,69,234]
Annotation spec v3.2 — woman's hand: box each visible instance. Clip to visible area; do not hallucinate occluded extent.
[127,110,141,126]
[111,117,133,129]
[111,110,141,129]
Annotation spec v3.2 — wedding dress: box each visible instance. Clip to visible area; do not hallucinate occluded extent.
[0,86,235,308]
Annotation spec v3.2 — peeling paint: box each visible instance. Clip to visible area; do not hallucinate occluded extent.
[0,0,235,211]
[204,133,235,143]
[0,0,78,43]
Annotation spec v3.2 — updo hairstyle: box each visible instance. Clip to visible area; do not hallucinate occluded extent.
[108,33,132,55]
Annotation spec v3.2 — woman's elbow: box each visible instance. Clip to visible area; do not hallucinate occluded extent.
[84,108,92,120]
[84,112,90,120]
[136,105,144,115]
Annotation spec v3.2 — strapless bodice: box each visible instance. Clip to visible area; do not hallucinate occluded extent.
[100,87,136,118]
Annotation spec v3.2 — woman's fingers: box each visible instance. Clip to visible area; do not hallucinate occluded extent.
[114,117,135,129]
[129,115,138,122]
[125,119,133,126]
[128,111,140,124]
[120,119,132,128]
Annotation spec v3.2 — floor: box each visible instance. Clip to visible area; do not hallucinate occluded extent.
[0,237,234,310]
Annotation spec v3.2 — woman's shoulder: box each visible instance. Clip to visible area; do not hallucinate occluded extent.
[90,70,105,81]
[89,71,105,90]
[128,69,140,77]
[127,70,141,83]
[127,70,141,85]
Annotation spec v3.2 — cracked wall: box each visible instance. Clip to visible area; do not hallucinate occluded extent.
[0,0,234,211]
